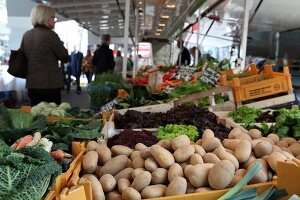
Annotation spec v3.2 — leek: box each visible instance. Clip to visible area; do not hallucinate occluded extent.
[229,188,258,200]
[252,186,275,200]
[218,162,262,200]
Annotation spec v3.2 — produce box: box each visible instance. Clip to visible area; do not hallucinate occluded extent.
[44,141,86,200]
[219,65,294,106]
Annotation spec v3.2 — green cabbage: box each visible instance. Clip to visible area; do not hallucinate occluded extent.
[59,102,71,111]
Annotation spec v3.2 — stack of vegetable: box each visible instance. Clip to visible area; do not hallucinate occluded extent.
[0,139,61,200]
[78,127,299,200]
[31,101,71,117]
[114,105,231,140]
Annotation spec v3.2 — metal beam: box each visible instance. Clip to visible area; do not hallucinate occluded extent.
[63,7,121,14]
[51,0,125,8]
[66,11,122,18]
[239,0,250,69]
[122,0,130,79]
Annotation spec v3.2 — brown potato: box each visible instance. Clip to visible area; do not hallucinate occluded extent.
[202,138,221,152]
[81,174,105,200]
[135,143,147,151]
[114,168,133,182]
[281,137,297,145]
[122,187,141,200]
[130,151,142,160]
[184,164,194,178]
[173,145,195,163]
[194,187,213,193]
[188,163,214,188]
[100,174,117,192]
[288,143,300,156]
[235,140,252,163]
[168,163,184,182]
[106,190,122,200]
[254,141,272,157]
[203,153,221,164]
[218,150,239,170]
[276,140,289,148]
[202,129,215,140]
[235,169,247,176]
[117,178,130,193]
[131,171,151,192]
[228,128,242,139]
[141,185,167,199]
[165,177,187,196]
[268,152,287,172]
[247,129,262,139]
[267,134,280,144]
[208,160,235,189]
[172,135,190,151]
[144,157,159,172]
[190,154,204,165]
[86,141,98,151]
[248,159,268,184]
[99,155,128,176]
[140,147,152,159]
[82,151,98,173]
[186,182,195,194]
[131,158,145,169]
[132,168,146,179]
[193,145,206,156]
[150,145,175,168]
[228,175,243,188]
[151,168,168,184]
[96,144,111,165]
[157,139,173,152]
[111,145,133,157]
[222,139,241,151]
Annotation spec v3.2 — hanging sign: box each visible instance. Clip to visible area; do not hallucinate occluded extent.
[200,67,221,85]
[100,98,121,112]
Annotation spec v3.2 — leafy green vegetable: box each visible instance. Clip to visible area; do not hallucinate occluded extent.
[0,144,61,200]
[0,105,13,130]
[157,124,199,141]
[229,106,262,124]
[8,109,33,129]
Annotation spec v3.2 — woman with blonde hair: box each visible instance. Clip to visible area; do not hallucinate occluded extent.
[21,4,69,106]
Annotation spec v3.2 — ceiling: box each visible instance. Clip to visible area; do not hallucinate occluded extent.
[32,0,206,43]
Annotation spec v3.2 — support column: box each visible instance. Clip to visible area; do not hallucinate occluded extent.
[133,8,139,78]
[122,0,130,79]
[239,0,250,69]
[195,8,201,66]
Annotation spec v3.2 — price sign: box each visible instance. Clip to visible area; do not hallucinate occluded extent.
[100,98,121,112]
[200,67,221,85]
[176,66,196,81]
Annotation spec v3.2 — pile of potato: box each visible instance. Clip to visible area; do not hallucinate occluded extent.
[80,128,300,200]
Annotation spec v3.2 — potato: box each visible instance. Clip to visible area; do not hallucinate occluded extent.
[280,147,292,154]
[288,143,300,156]
[248,159,268,184]
[202,138,221,152]
[135,143,147,151]
[203,153,221,164]
[122,187,141,200]
[267,134,280,144]
[222,139,241,151]
[228,128,242,139]
[195,187,212,193]
[87,141,98,151]
[141,185,167,199]
[226,148,234,154]
[297,155,300,160]
[196,139,202,146]
[131,171,151,192]
[118,178,131,193]
[99,155,128,176]
[281,137,297,145]
[130,151,142,160]
[96,166,102,177]
[193,145,206,156]
[150,145,175,168]
[157,139,173,152]
[235,140,252,163]
[100,174,117,192]
[81,174,105,200]
[235,133,252,141]
[261,137,275,145]
[173,145,195,163]
[268,152,287,172]
[242,153,257,168]
[96,144,111,165]
[106,190,122,200]
[184,164,194,178]
[140,147,152,159]
[247,129,261,139]
[228,175,243,187]
[190,154,203,165]
[114,168,133,181]
[144,157,159,172]
[165,177,187,196]
[188,163,214,188]
[202,129,215,140]
[247,129,262,139]
[186,182,195,194]
[276,140,288,148]
[235,169,247,176]
[132,168,146,179]
[261,155,269,162]
[83,151,98,173]
[111,145,133,157]
[127,159,132,168]
[172,135,190,151]
[168,163,184,182]
[131,158,145,169]
[272,145,282,153]
[254,141,272,157]
[218,150,239,170]
[151,168,168,184]
[208,160,235,189]
[281,151,294,159]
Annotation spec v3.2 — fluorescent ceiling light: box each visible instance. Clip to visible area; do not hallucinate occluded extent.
[102,16,109,19]
[161,15,169,19]
[157,29,162,32]
[139,1,142,4]
[155,33,160,36]
[166,4,176,8]
[159,23,165,26]
[100,27,109,30]
[99,20,108,23]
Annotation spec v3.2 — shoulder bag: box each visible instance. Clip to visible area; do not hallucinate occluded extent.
[7,49,28,79]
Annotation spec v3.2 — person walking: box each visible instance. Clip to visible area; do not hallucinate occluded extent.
[177,40,191,66]
[82,49,95,83]
[93,34,115,76]
[70,46,83,94]
[21,4,69,106]
[114,50,123,74]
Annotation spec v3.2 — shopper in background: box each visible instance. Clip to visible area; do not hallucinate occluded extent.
[189,46,202,66]
[114,50,123,74]
[70,46,83,94]
[93,34,115,76]
[82,49,95,83]
[22,4,69,106]
[176,40,191,66]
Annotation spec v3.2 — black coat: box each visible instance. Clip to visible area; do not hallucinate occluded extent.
[177,47,191,66]
[92,44,115,74]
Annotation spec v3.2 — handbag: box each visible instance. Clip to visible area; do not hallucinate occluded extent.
[7,49,28,79]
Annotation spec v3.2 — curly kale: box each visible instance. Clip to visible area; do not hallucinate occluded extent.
[0,145,62,200]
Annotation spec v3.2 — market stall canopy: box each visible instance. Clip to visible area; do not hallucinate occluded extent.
[31,0,206,41]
